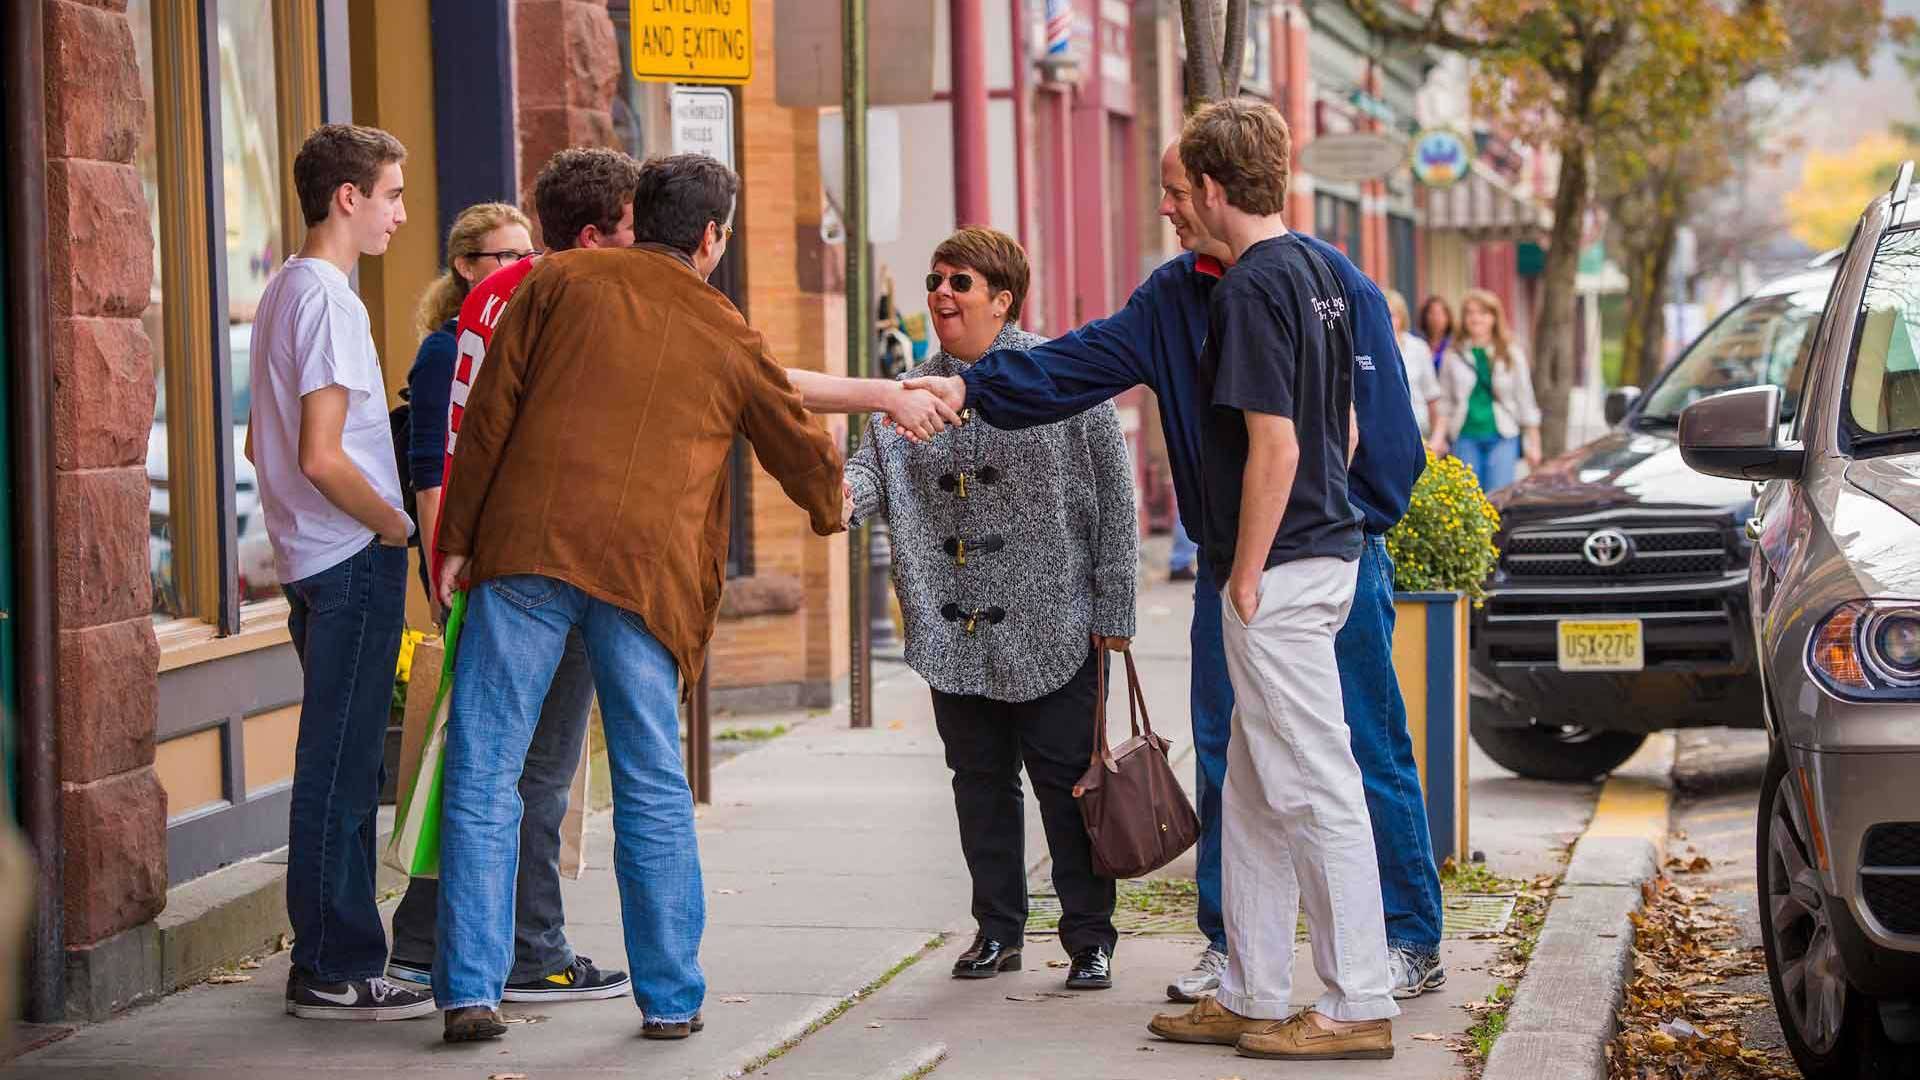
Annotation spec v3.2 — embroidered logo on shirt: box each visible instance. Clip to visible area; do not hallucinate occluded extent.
[1355,354,1376,372]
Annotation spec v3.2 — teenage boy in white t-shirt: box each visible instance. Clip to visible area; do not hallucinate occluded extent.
[246,122,433,1021]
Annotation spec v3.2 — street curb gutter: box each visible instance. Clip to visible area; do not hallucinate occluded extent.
[1482,733,1675,1080]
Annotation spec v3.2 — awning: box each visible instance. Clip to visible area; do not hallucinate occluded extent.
[1421,159,1551,241]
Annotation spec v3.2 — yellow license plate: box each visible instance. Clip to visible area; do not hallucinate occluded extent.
[1556,619,1644,672]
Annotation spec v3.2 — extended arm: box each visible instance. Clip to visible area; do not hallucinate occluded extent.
[784,368,959,440]
[740,335,846,537]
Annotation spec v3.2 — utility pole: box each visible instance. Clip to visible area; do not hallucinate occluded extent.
[951,0,991,225]
[844,0,873,729]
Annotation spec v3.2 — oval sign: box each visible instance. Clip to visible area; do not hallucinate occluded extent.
[1411,128,1475,189]
[1297,132,1408,184]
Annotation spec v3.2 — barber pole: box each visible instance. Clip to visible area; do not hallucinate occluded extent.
[1045,0,1070,56]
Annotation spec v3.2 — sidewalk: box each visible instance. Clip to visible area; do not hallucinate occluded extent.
[10,570,1549,1079]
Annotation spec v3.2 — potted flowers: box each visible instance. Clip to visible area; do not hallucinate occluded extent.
[1384,452,1501,864]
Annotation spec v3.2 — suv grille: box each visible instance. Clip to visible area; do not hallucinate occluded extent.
[1502,524,1731,579]
[1861,823,1920,936]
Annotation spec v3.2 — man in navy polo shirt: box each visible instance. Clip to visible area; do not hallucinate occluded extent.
[909,139,1444,1004]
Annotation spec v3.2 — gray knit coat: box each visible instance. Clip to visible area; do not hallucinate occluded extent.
[846,325,1138,703]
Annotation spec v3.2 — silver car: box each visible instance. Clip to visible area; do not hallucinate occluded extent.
[1680,165,1920,1076]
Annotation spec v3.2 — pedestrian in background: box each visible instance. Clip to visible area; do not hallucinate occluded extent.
[246,123,434,1021]
[1385,289,1447,449]
[846,227,1136,994]
[431,153,844,1044]
[387,149,645,1009]
[1442,287,1542,492]
[1419,294,1455,373]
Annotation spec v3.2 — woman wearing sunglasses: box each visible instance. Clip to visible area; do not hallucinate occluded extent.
[845,227,1137,992]
[403,202,536,613]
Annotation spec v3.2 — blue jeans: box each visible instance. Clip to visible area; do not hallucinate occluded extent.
[283,539,410,982]
[1452,434,1519,493]
[1170,514,1199,574]
[1193,538,1444,959]
[390,627,594,981]
[434,575,704,1021]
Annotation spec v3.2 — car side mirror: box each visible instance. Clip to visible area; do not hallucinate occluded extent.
[1604,386,1640,426]
[1677,385,1805,481]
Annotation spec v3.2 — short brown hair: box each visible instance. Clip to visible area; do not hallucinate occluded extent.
[633,154,739,256]
[1179,99,1291,216]
[931,227,1029,324]
[533,147,644,251]
[293,123,406,227]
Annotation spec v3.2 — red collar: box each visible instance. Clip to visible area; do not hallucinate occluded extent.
[1194,254,1226,279]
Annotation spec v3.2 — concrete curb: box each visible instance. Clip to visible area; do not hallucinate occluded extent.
[1482,733,1675,1080]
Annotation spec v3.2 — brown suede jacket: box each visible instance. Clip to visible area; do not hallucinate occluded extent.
[437,244,845,690]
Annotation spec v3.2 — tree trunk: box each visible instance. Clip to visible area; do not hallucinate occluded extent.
[1182,0,1223,105]
[1619,220,1676,390]
[1220,0,1247,99]
[1531,143,1590,458]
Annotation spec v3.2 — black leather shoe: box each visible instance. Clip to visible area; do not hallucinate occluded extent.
[1066,945,1113,990]
[952,935,1022,979]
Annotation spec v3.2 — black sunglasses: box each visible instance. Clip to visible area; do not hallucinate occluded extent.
[926,271,977,294]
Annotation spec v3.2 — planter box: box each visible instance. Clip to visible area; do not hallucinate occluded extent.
[1391,591,1470,865]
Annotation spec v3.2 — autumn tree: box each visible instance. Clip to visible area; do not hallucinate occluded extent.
[1788,134,1917,251]
[1341,0,1801,454]
[1178,0,1250,107]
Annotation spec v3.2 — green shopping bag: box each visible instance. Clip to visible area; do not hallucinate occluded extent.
[384,590,465,878]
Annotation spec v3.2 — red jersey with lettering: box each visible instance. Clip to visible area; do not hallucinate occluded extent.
[445,255,538,484]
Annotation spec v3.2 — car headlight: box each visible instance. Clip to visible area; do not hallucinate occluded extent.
[1809,600,1920,698]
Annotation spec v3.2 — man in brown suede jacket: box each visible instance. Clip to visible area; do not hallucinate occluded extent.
[430,154,843,1044]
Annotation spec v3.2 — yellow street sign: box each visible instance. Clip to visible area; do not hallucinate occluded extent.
[630,0,752,86]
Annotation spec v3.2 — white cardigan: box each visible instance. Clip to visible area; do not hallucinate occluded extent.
[1441,342,1542,440]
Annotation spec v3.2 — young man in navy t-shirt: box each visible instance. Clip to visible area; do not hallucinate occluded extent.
[1145,99,1398,1061]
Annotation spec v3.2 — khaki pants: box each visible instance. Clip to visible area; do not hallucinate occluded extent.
[1215,556,1399,1023]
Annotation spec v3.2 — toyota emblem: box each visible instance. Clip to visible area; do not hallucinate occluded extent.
[1582,529,1632,568]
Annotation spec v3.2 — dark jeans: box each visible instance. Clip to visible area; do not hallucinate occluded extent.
[1192,537,1445,958]
[389,626,595,981]
[930,649,1118,956]
[283,539,410,982]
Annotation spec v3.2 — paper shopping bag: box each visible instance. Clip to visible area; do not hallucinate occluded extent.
[384,590,465,878]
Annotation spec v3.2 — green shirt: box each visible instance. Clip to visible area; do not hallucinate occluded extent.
[1460,347,1500,439]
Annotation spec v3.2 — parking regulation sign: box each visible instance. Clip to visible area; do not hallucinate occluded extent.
[631,0,752,85]
[671,86,734,171]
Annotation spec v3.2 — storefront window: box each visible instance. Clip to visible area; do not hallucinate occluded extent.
[129,0,182,620]
[217,1,284,604]
[609,1,674,159]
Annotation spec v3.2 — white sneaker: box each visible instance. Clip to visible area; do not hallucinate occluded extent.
[1165,946,1228,1003]
[1388,946,1448,999]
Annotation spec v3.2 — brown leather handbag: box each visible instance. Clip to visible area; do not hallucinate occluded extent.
[1073,649,1200,879]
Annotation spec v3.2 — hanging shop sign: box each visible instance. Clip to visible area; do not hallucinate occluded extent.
[1297,131,1408,184]
[1410,128,1475,188]
[631,0,752,86]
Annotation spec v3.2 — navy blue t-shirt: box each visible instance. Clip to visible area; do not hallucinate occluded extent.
[1198,235,1363,579]
[404,319,458,491]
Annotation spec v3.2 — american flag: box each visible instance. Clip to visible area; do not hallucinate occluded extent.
[1044,0,1070,56]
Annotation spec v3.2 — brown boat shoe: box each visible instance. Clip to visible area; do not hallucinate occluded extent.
[1146,996,1273,1045]
[1235,1008,1394,1060]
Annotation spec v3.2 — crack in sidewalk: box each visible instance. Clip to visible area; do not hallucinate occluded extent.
[732,932,951,1077]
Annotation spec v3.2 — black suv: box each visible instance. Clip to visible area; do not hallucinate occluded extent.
[1469,266,1836,781]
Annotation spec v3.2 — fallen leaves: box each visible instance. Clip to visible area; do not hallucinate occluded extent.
[205,972,253,985]
[717,995,751,1004]
[1607,876,1792,1079]
[1412,1032,1450,1042]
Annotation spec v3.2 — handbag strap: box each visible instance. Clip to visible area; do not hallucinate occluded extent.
[1123,649,1157,743]
[1089,648,1155,774]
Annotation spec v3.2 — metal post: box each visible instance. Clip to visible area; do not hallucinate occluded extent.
[844,0,873,728]
[950,0,991,226]
[688,668,712,804]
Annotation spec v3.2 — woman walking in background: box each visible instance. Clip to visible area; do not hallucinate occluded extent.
[1441,288,1541,493]
[1418,295,1455,374]
[1385,290,1447,450]
[404,202,535,588]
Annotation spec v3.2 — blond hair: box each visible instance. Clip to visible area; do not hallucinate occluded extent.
[1460,288,1515,369]
[414,202,531,337]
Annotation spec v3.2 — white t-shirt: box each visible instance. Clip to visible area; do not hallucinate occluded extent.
[248,257,407,584]
[1397,330,1443,437]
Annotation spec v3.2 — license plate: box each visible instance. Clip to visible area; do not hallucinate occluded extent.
[1556,619,1644,672]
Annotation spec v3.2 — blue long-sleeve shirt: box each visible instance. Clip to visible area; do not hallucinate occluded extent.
[404,320,458,491]
[960,239,1424,539]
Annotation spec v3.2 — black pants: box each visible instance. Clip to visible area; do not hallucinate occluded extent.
[930,649,1118,956]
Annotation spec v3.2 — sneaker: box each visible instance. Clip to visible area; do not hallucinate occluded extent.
[1387,946,1447,999]
[443,1005,508,1043]
[385,956,432,988]
[641,1012,705,1040]
[1165,946,1227,1003]
[1169,565,1198,581]
[1235,1008,1394,1061]
[503,955,632,1002]
[1147,996,1274,1045]
[284,972,436,1021]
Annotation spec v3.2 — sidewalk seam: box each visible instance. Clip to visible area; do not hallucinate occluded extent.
[1482,733,1674,1080]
